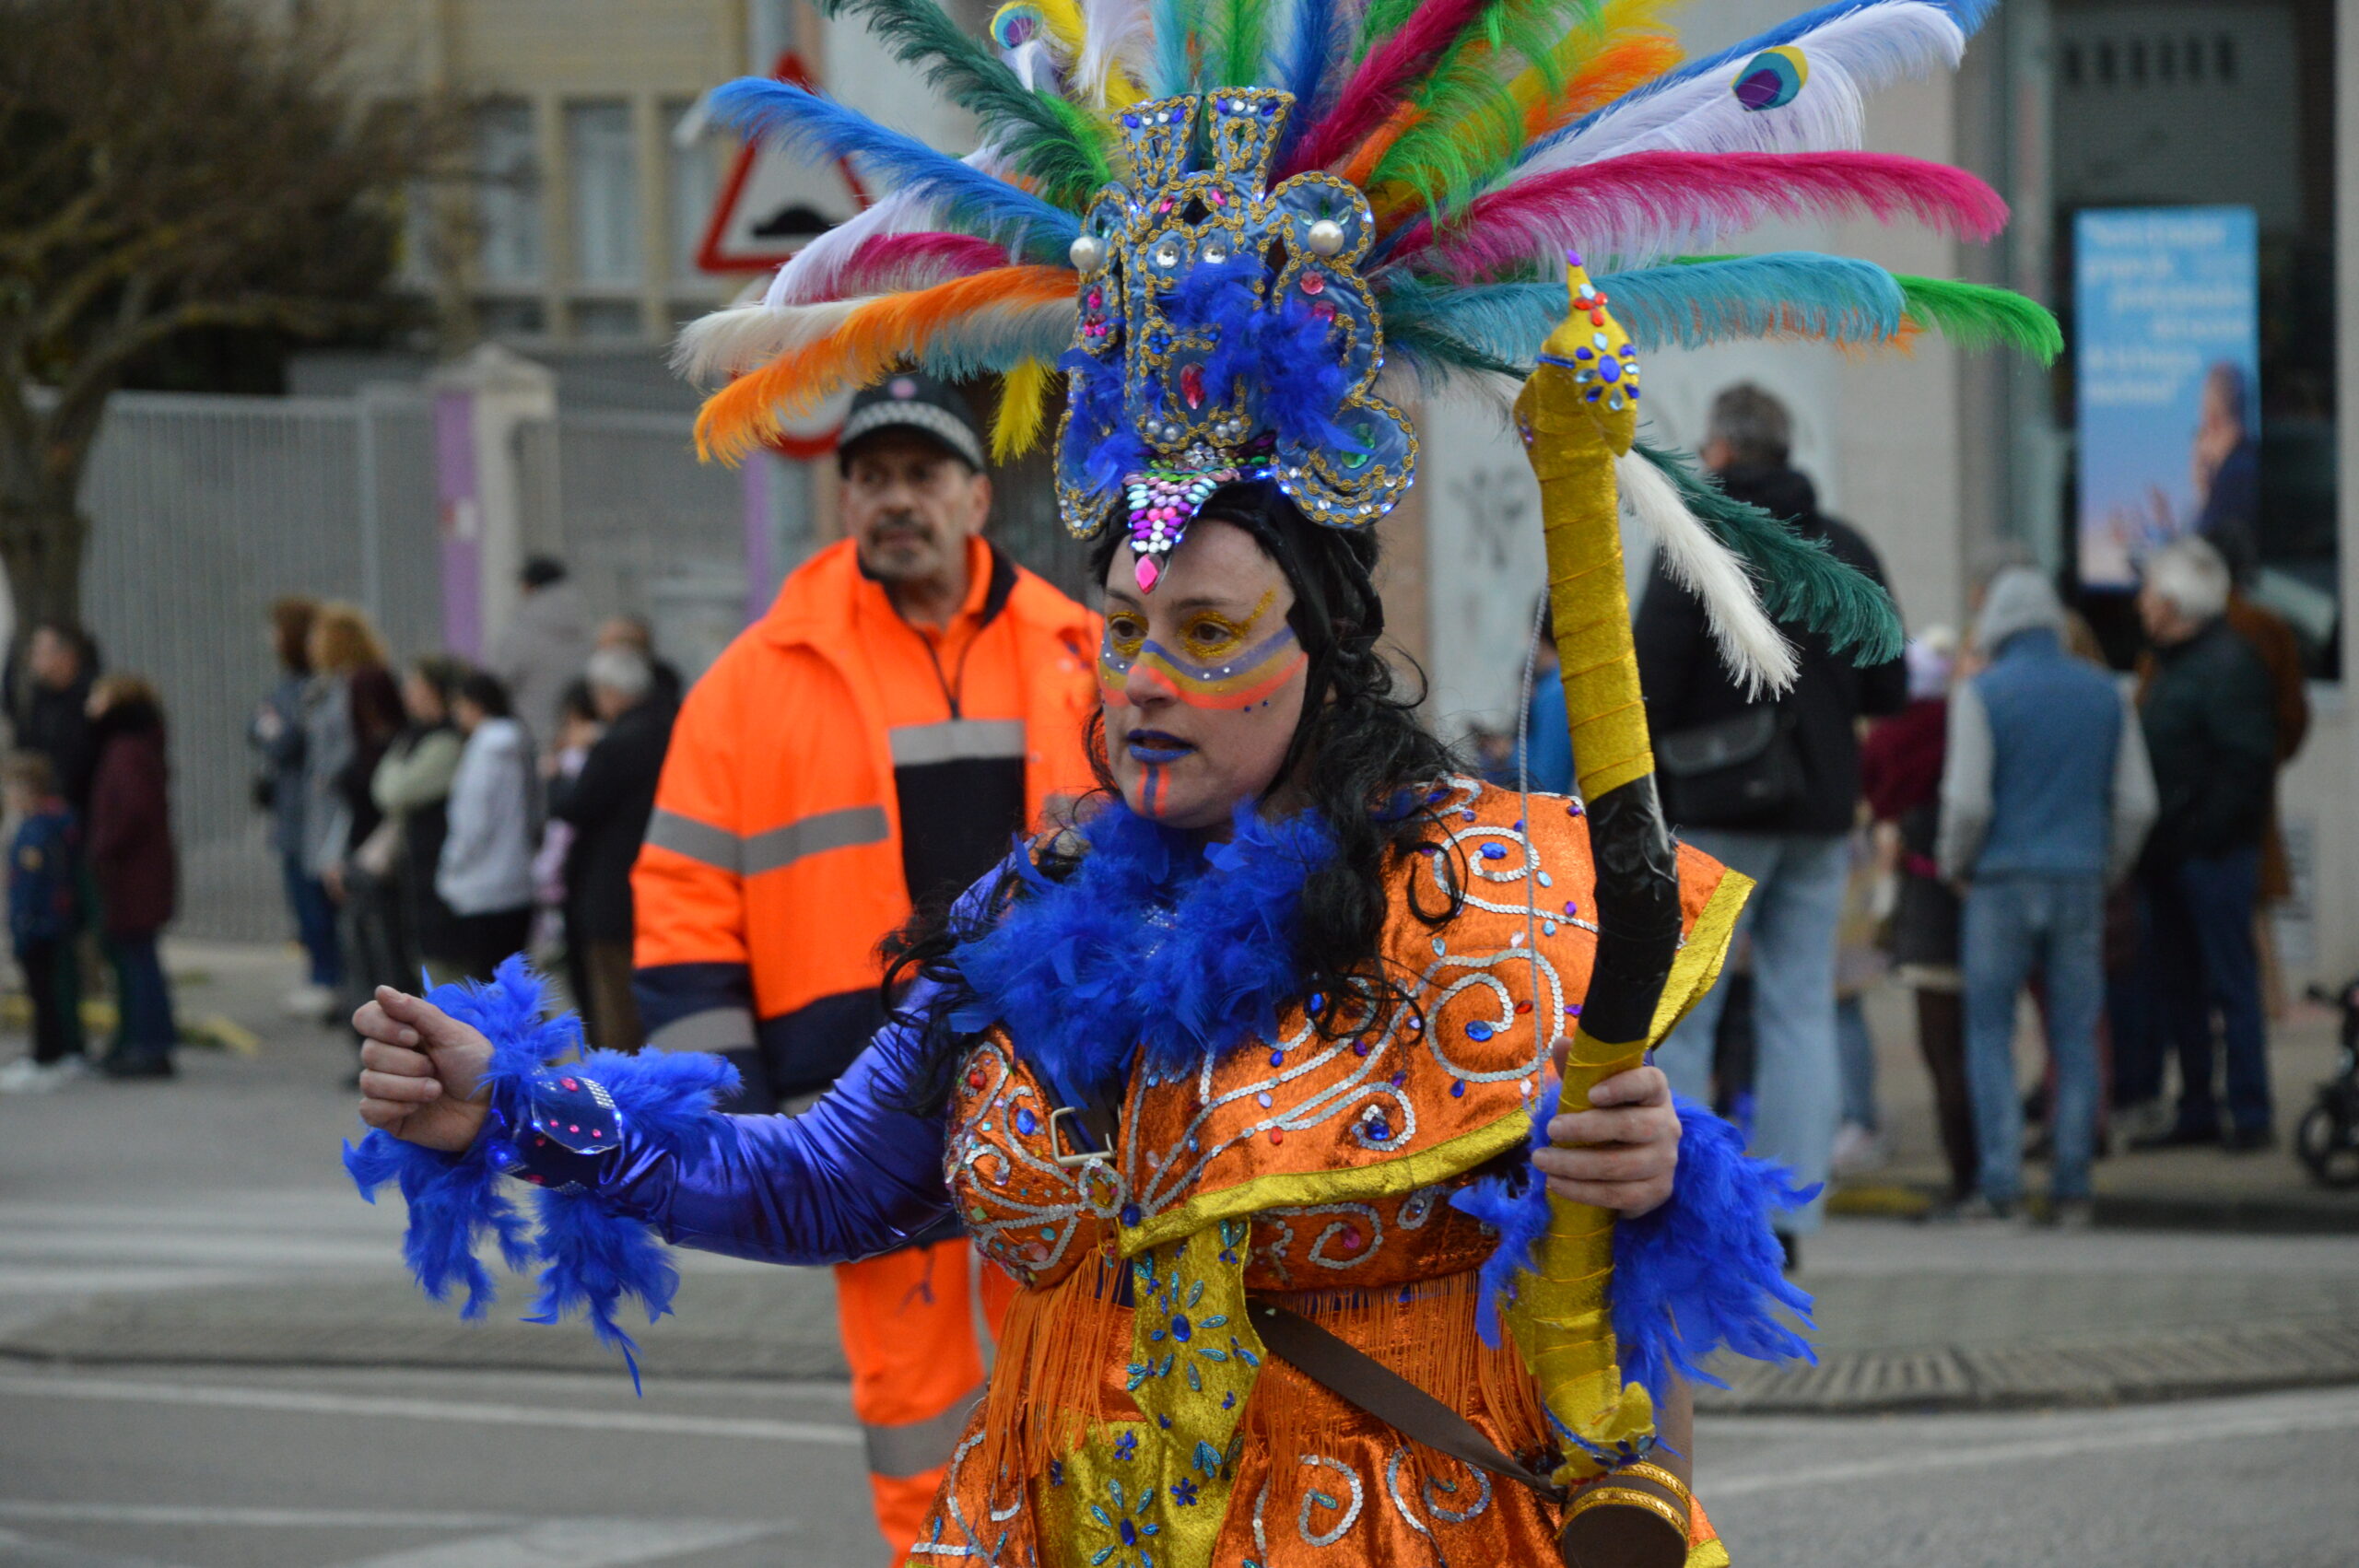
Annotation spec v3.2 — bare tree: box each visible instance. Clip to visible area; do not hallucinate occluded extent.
[0,0,459,632]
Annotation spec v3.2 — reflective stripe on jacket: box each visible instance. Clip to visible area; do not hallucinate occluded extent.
[631,537,1100,1102]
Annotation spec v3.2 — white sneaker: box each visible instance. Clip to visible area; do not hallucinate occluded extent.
[1830,1121,1887,1176]
[282,983,335,1018]
[0,1056,88,1094]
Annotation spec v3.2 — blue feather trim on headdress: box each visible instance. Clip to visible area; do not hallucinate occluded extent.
[949,798,1337,1103]
[343,957,740,1391]
[1450,1089,1818,1405]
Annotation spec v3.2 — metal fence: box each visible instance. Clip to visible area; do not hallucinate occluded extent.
[76,390,747,942]
[71,386,1096,943]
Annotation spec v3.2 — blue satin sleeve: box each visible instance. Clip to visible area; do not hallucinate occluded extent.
[580,973,958,1267]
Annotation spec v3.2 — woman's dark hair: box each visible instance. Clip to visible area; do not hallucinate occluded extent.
[406,655,467,722]
[454,669,511,719]
[557,677,597,727]
[270,598,319,674]
[882,482,1467,1117]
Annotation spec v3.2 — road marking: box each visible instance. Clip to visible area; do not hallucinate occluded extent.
[0,1523,194,1568]
[329,1519,785,1567]
[1709,1387,2359,1497]
[0,1374,862,1446]
[0,1503,531,1530]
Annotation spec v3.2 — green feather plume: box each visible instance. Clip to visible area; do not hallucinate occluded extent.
[813,0,1110,207]
[1213,0,1278,85]
[1370,0,1598,217]
[1893,275,2062,363]
[1633,439,1904,664]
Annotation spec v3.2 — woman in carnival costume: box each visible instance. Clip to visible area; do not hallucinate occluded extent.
[346,0,2055,1562]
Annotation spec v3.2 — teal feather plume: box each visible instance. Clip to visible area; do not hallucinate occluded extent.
[1153,0,1211,91]
[1605,253,1904,350]
[1633,440,1904,663]
[809,0,1109,206]
[1370,0,1596,217]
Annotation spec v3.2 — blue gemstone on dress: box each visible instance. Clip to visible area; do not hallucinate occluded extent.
[1121,1203,1142,1226]
[1367,1120,1391,1141]
[1123,114,1139,128]
[1451,1082,1466,1097]
[1575,346,1593,360]
[1015,1107,1038,1136]
[1600,359,1622,383]
[1121,1520,1138,1546]
[1467,1020,1494,1041]
[1170,1313,1192,1341]
[1309,992,1325,1011]
[1482,844,1506,860]
[1269,1049,1285,1067]
[1149,331,1171,352]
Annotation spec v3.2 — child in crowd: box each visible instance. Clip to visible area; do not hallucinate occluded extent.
[0,752,87,1093]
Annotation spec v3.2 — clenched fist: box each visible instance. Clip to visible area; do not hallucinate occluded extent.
[353,986,497,1153]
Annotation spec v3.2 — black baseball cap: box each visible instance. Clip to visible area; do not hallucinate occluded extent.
[837,371,986,474]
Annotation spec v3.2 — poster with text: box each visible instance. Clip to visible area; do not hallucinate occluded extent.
[2074,205,2259,589]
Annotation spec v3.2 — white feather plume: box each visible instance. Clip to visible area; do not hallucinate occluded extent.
[1077,0,1156,106]
[1615,448,1798,696]
[1516,1,1963,178]
[672,298,874,384]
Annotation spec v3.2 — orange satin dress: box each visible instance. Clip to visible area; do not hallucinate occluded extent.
[910,778,1745,1568]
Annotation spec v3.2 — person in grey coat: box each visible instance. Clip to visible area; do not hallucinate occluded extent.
[488,556,593,754]
[1938,568,2156,1223]
[435,671,539,982]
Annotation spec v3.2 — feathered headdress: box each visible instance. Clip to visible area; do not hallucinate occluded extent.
[679,0,2055,629]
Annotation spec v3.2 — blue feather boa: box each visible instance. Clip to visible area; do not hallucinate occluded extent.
[1450,1087,1818,1406]
[949,798,1337,1103]
[344,958,739,1390]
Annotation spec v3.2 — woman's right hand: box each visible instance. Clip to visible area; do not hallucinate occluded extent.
[354,986,494,1153]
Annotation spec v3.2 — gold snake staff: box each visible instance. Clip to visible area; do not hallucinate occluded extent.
[1505,257,1714,1568]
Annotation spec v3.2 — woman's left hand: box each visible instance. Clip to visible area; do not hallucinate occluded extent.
[1531,1064,1680,1218]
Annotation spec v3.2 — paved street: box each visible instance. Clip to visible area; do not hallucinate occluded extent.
[2,942,2356,1566]
[6,1363,2355,1566]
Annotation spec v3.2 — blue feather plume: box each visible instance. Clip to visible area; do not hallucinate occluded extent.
[1600,252,1906,350]
[1452,1093,1816,1407]
[951,798,1336,1101]
[344,958,741,1393]
[1271,0,1345,162]
[709,79,1079,261]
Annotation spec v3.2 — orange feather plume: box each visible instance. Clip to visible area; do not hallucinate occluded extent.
[694,265,1074,464]
[1514,32,1684,143]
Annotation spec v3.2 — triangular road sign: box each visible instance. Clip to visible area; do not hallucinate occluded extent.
[696,53,870,275]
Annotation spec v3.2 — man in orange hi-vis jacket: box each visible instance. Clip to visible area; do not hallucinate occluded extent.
[632,373,1100,1562]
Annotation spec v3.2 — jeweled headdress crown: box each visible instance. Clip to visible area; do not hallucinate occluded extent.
[1055,89,1414,591]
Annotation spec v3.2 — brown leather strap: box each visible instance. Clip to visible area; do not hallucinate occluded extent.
[1248,1297,1566,1504]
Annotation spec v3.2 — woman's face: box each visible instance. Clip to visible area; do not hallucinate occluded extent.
[452,696,484,734]
[403,673,445,724]
[1099,519,1310,835]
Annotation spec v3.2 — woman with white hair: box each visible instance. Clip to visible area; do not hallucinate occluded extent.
[2130,537,2281,1153]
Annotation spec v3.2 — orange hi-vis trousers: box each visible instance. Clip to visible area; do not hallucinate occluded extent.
[834,1238,1019,1566]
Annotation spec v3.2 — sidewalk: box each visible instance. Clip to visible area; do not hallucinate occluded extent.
[1829,981,2359,1234]
[1,942,2354,1414]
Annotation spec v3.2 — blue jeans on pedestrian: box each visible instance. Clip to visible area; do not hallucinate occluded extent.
[1963,873,2104,1205]
[107,932,178,1059]
[1837,993,1876,1129]
[2147,848,2271,1136]
[1655,830,1848,1234]
[281,848,341,988]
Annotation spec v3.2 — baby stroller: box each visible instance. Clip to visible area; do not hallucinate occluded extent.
[2295,977,2359,1188]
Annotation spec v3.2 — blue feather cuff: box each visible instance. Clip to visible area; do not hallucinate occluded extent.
[1451,1090,1816,1407]
[343,957,741,1390]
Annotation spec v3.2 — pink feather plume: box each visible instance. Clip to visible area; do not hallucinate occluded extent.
[1276,0,1492,177]
[833,232,1012,296]
[1391,150,2009,275]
